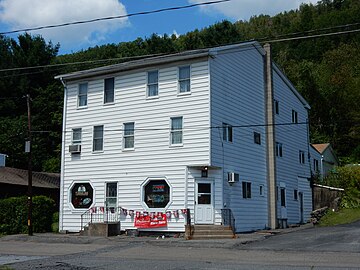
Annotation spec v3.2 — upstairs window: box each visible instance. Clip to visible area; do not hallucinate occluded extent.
[292,110,298,123]
[93,125,104,152]
[276,142,283,157]
[78,83,88,107]
[123,122,135,149]
[170,117,183,145]
[314,159,319,172]
[294,189,298,200]
[147,70,158,97]
[242,181,252,199]
[178,66,190,93]
[104,78,114,104]
[254,132,261,145]
[299,150,305,164]
[72,128,82,144]
[274,99,279,115]
[280,188,286,207]
[222,123,233,142]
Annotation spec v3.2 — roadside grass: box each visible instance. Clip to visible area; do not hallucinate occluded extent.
[318,208,360,227]
[0,266,13,270]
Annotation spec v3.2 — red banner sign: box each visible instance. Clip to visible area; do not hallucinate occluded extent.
[134,212,167,228]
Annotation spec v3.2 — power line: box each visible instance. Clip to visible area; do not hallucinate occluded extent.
[0,22,359,77]
[0,53,166,73]
[264,28,360,43]
[0,0,231,35]
[257,22,360,41]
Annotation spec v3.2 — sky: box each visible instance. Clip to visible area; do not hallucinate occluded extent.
[0,0,319,55]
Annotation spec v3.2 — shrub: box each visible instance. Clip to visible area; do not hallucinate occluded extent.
[0,196,56,235]
[322,166,360,209]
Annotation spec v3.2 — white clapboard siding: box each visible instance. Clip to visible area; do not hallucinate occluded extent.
[61,60,211,232]
[273,67,312,225]
[209,46,268,232]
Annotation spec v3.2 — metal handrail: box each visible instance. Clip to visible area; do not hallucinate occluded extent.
[221,208,235,233]
[80,206,121,231]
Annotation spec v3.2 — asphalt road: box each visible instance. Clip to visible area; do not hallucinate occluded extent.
[1,221,359,269]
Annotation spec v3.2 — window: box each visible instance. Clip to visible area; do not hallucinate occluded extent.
[294,189,298,200]
[292,110,298,123]
[93,125,104,151]
[222,123,233,142]
[242,181,251,199]
[274,99,279,115]
[104,78,114,104]
[147,70,158,97]
[276,142,283,157]
[299,150,305,164]
[280,188,286,207]
[144,180,170,208]
[123,122,135,149]
[72,128,82,144]
[78,83,88,107]
[179,66,190,93]
[170,117,183,145]
[71,182,93,209]
[314,159,319,172]
[254,132,261,145]
[106,183,117,208]
[259,185,264,196]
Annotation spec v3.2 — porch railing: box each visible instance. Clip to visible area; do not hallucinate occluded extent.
[221,208,235,233]
[80,206,122,231]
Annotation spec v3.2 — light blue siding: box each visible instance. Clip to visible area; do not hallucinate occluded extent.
[210,45,268,232]
[273,66,312,224]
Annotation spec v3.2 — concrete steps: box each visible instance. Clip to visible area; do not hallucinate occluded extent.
[191,225,235,239]
[80,222,120,237]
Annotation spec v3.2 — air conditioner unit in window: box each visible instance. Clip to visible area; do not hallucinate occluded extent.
[228,172,239,183]
[69,144,81,154]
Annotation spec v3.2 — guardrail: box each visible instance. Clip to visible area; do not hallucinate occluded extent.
[80,206,121,231]
[221,208,235,233]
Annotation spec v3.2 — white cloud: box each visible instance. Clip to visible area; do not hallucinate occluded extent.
[189,0,319,21]
[0,0,128,51]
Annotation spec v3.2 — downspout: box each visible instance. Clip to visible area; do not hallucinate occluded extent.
[264,44,277,229]
[306,117,314,210]
[184,166,188,209]
[59,77,67,233]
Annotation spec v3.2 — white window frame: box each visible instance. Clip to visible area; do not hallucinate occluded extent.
[147,70,159,98]
[123,122,135,150]
[140,177,172,211]
[72,128,82,145]
[222,123,233,142]
[104,77,115,104]
[170,116,183,146]
[178,65,191,94]
[78,82,88,108]
[93,125,104,152]
[105,182,118,208]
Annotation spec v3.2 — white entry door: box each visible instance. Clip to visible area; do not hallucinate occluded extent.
[195,181,214,224]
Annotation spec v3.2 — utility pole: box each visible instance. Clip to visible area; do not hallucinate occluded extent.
[26,94,33,236]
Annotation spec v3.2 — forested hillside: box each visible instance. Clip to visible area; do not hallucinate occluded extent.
[1,0,359,172]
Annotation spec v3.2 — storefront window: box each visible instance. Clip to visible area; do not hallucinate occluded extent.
[71,183,93,209]
[144,180,170,208]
